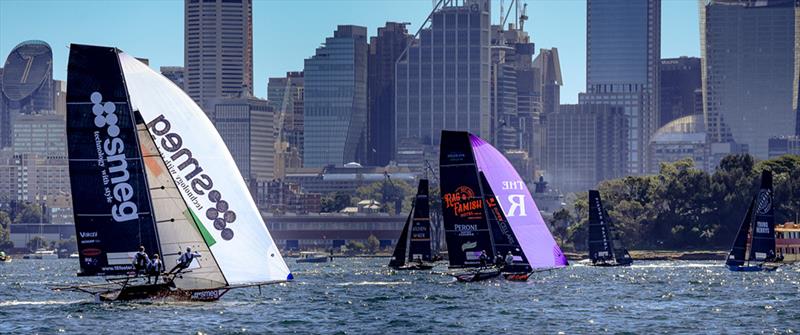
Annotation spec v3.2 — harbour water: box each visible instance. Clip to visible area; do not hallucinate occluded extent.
[1,258,798,334]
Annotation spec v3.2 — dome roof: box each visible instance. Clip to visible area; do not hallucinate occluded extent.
[651,115,707,143]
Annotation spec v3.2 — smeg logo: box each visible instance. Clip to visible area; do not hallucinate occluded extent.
[205,190,236,240]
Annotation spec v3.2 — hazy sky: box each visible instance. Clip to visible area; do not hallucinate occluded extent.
[0,0,699,104]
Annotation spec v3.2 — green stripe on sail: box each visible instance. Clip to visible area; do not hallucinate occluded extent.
[185,209,216,247]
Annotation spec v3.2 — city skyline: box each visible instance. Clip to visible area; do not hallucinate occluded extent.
[0,0,700,104]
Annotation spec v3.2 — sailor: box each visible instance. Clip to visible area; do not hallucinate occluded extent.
[147,254,165,284]
[494,254,504,267]
[168,247,202,275]
[415,255,423,265]
[505,251,515,268]
[479,250,488,268]
[133,246,150,276]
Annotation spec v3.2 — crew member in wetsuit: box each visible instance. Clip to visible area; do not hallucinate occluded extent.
[479,250,488,268]
[147,254,164,284]
[133,246,149,277]
[168,247,202,275]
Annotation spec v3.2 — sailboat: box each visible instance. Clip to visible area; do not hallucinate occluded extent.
[54,44,291,301]
[439,131,567,282]
[587,190,632,267]
[726,171,781,272]
[388,179,435,270]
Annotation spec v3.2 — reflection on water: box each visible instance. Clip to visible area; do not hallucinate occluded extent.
[1,259,799,333]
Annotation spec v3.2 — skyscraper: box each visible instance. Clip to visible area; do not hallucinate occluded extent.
[534,48,562,116]
[184,0,253,114]
[268,71,305,176]
[160,66,186,91]
[700,0,798,159]
[1,41,55,148]
[544,104,628,193]
[368,22,411,166]
[579,0,660,175]
[303,25,368,167]
[212,97,275,184]
[395,0,492,167]
[660,57,701,127]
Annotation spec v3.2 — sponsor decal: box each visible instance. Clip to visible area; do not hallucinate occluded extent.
[756,189,772,215]
[486,197,516,245]
[461,241,477,251]
[755,221,770,234]
[147,115,236,241]
[81,248,102,257]
[191,289,221,300]
[90,92,138,222]
[443,186,483,219]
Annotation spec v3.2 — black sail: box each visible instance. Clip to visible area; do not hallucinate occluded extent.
[726,197,755,267]
[750,171,776,262]
[587,190,614,264]
[389,210,412,267]
[439,131,494,267]
[408,179,433,262]
[66,44,160,276]
[481,172,528,271]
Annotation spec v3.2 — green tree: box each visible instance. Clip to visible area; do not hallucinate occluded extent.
[366,234,381,254]
[14,202,43,223]
[58,237,78,254]
[355,179,415,214]
[345,240,365,254]
[27,236,46,252]
[320,192,353,213]
[0,211,12,250]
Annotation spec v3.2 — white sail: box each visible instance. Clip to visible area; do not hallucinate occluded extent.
[136,122,227,289]
[119,53,291,284]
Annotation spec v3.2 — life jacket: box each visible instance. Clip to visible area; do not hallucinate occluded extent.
[134,252,148,266]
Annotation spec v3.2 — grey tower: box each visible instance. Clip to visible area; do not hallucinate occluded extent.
[700,0,798,159]
[303,25,369,167]
[368,22,411,166]
[1,40,55,148]
[184,0,253,114]
[579,0,660,175]
[660,57,701,127]
[160,66,186,91]
[395,0,492,164]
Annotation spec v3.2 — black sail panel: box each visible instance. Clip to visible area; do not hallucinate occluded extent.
[439,131,494,267]
[481,172,528,271]
[66,44,160,276]
[750,171,776,262]
[588,190,614,263]
[408,179,433,262]
[727,197,755,267]
[389,210,411,267]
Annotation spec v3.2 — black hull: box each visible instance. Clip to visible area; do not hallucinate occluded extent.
[453,268,501,282]
[590,260,632,267]
[99,283,229,302]
[391,263,435,271]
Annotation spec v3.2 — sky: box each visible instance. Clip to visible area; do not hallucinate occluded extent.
[0,0,700,104]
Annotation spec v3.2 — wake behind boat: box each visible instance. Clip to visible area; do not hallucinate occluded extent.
[439,131,567,282]
[54,44,291,301]
[587,190,633,267]
[725,171,781,272]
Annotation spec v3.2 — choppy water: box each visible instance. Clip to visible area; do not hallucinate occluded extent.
[1,258,799,334]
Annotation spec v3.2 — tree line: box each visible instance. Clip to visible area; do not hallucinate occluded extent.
[549,154,800,251]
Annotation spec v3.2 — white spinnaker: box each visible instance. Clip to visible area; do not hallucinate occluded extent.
[119,53,291,284]
[137,122,227,289]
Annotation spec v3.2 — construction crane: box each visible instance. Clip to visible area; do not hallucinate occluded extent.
[382,171,404,215]
[274,76,294,178]
[519,3,529,31]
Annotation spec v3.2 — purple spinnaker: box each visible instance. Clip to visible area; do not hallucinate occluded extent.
[469,134,568,268]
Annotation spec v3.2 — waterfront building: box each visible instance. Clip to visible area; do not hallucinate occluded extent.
[648,115,709,174]
[700,0,799,159]
[264,212,406,251]
[184,0,253,114]
[544,104,628,193]
[12,112,66,158]
[260,180,321,214]
[212,97,275,185]
[268,71,305,177]
[768,136,800,157]
[368,22,411,166]
[579,0,660,175]
[303,25,368,167]
[776,222,800,262]
[0,152,70,204]
[284,163,417,195]
[395,0,492,165]
[160,66,186,91]
[660,57,701,127]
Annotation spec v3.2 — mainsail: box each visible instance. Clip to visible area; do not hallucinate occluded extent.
[439,131,495,267]
[408,179,433,262]
[117,52,291,284]
[726,197,755,267]
[749,171,776,262]
[389,210,411,267]
[66,45,161,276]
[588,190,614,263]
[469,133,568,269]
